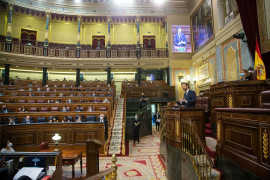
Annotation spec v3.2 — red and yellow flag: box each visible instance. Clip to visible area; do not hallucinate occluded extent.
[254,38,266,80]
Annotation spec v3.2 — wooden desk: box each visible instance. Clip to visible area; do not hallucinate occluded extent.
[40,149,82,178]
[1,123,105,154]
[215,108,270,179]
[165,108,204,149]
[62,150,82,178]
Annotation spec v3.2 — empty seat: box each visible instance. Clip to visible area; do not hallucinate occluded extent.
[37,117,47,123]
[18,99,26,103]
[86,116,96,122]
[29,107,38,112]
[99,94,105,97]
[51,107,59,112]
[28,99,35,103]
[37,100,45,103]
[100,107,107,111]
[39,142,49,150]
[201,97,210,112]
[66,116,73,122]
[40,107,49,112]
[50,94,56,97]
[19,93,27,96]
[195,97,202,108]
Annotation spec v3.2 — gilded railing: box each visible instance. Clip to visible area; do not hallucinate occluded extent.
[85,154,117,180]
[181,118,215,180]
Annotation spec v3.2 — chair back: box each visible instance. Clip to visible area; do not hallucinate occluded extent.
[39,142,49,150]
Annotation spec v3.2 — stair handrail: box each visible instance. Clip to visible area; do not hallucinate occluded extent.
[84,154,117,180]
[181,118,214,179]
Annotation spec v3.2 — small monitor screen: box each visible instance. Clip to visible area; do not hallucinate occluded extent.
[171,25,191,53]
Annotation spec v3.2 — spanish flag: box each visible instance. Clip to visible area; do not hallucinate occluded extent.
[254,38,266,80]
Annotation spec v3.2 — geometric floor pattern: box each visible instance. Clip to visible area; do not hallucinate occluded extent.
[62,127,167,179]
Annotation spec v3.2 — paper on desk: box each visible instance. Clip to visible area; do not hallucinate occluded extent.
[13,167,44,180]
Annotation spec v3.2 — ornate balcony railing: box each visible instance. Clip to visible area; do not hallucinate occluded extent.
[0,41,168,59]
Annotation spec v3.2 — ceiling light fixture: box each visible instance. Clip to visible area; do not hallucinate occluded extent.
[154,0,165,5]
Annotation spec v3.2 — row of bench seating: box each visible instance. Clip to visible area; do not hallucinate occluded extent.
[2,115,104,124]
[1,111,108,124]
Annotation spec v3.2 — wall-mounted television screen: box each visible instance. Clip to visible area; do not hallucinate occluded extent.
[171,25,191,53]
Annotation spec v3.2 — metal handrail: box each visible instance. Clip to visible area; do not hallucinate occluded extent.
[181,118,214,179]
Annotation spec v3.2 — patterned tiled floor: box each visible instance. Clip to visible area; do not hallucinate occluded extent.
[62,128,167,179]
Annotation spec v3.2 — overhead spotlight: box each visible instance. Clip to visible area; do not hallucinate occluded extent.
[74,0,81,3]
[154,0,165,5]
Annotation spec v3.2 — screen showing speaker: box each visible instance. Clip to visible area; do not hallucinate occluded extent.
[171,25,191,53]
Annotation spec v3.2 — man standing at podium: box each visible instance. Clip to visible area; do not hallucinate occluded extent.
[179,82,196,108]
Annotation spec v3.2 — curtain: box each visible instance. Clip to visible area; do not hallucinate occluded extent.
[21,29,37,45]
[236,0,270,78]
[92,36,105,49]
[143,36,155,49]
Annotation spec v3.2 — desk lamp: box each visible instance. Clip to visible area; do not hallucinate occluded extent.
[52,133,61,152]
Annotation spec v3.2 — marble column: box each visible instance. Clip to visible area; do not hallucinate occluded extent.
[137,68,141,86]
[6,4,13,52]
[166,68,170,86]
[106,67,111,85]
[44,12,50,56]
[165,18,168,57]
[136,16,141,59]
[217,0,225,29]
[76,68,80,87]
[42,67,47,86]
[107,16,111,58]
[76,16,81,58]
[4,64,10,85]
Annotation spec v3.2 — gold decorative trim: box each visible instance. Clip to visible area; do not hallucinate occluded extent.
[228,94,233,108]
[263,129,269,160]
[259,94,262,108]
[217,121,221,141]
[176,118,180,136]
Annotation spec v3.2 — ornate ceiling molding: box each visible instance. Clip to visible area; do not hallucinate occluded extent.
[2,0,189,16]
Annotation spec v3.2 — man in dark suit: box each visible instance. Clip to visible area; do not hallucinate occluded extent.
[179,82,196,108]
[174,26,187,47]
[133,114,141,144]
[60,105,69,112]
[0,105,10,113]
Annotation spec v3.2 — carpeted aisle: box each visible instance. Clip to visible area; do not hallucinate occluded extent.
[62,128,166,179]
[99,128,166,179]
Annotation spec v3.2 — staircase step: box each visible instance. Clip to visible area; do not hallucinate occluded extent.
[193,155,221,179]
[205,136,217,151]
[206,146,216,160]
[205,129,213,136]
[204,123,211,129]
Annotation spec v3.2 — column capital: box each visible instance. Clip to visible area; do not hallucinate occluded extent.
[46,12,50,18]
[107,16,111,21]
[8,4,14,11]
[136,16,140,21]
[78,16,81,21]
